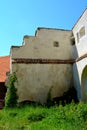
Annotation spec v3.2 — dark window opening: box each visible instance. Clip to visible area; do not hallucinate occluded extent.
[71,38,75,45]
[53,41,59,47]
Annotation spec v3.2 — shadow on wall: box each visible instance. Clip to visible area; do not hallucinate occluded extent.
[73,63,82,101]
[73,44,78,59]
[0,82,7,109]
[53,87,78,106]
[72,43,81,101]
[18,86,78,107]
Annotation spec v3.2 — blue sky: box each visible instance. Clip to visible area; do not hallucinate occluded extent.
[0,0,87,56]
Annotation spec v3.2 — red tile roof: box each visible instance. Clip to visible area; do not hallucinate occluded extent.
[0,56,10,82]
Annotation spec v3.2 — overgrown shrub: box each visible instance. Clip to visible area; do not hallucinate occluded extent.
[5,73,18,108]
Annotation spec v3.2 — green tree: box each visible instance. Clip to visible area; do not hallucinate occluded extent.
[5,73,18,108]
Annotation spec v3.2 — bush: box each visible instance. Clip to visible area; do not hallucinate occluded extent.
[5,73,18,108]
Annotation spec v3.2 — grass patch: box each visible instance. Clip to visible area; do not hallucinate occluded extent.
[0,102,87,129]
[27,112,46,122]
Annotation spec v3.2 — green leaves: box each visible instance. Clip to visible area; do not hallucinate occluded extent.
[5,73,18,108]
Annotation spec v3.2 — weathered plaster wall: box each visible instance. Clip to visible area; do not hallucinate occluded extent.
[10,28,74,103]
[72,9,87,57]
[12,63,73,104]
[73,57,87,101]
[11,28,73,60]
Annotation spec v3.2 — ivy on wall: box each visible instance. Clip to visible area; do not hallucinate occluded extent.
[5,73,18,108]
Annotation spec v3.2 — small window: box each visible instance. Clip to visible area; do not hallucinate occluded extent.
[76,26,85,43]
[53,41,59,47]
[79,26,85,38]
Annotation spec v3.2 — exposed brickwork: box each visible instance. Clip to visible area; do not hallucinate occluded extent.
[12,53,87,65]
[12,58,75,64]
[76,53,87,62]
